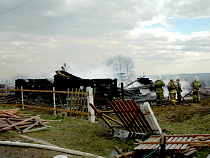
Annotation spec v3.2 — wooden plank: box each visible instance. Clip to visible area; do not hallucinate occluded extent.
[22,121,39,132]
[5,118,21,132]
[73,88,77,110]
[145,137,160,149]
[133,140,209,145]
[83,91,87,111]
[193,136,210,141]
[6,120,37,126]
[0,88,88,94]
[108,101,131,132]
[142,144,153,150]
[194,136,205,140]
[0,111,20,118]
[181,137,193,150]
[168,137,179,150]
[113,101,132,131]
[181,147,197,154]
[134,144,150,150]
[69,88,74,111]
[134,137,157,150]
[80,90,87,112]
[0,120,10,128]
[114,101,133,130]
[0,109,20,115]
[152,136,171,149]
[130,100,153,133]
[184,149,198,156]
[21,126,50,134]
[175,137,187,150]
[1,115,40,131]
[115,151,135,158]
[150,134,210,137]
[0,114,20,118]
[127,100,152,133]
[101,114,124,126]
[119,101,141,132]
[89,103,115,132]
[118,101,141,132]
[100,110,114,113]
[166,137,175,150]
[14,124,38,129]
[35,118,49,127]
[122,100,146,133]
[76,89,81,111]
[23,104,89,116]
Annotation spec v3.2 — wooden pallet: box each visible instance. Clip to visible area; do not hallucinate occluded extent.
[134,134,210,156]
[89,100,162,134]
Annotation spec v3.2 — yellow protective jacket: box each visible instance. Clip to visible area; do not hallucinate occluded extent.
[154,79,165,93]
[167,80,178,93]
[191,80,201,91]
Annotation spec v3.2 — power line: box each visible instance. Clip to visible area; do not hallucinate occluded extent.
[0,0,34,15]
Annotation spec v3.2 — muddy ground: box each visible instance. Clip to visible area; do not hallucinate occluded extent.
[0,98,209,158]
[0,133,71,158]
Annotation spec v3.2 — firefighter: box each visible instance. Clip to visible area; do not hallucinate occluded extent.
[191,76,201,103]
[167,77,178,106]
[154,75,165,106]
[176,79,182,105]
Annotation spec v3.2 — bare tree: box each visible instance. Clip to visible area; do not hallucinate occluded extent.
[105,54,135,78]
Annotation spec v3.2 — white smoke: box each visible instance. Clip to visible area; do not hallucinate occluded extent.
[150,75,191,98]
[67,64,116,79]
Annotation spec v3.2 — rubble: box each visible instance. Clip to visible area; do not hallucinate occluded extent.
[0,108,51,134]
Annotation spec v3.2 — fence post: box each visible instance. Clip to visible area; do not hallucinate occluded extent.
[21,86,24,109]
[53,87,56,116]
[67,88,69,109]
[160,133,166,158]
[121,82,124,100]
[86,87,95,123]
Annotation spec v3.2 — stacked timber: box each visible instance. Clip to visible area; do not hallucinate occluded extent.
[0,109,51,134]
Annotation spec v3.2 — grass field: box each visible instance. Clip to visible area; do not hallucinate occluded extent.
[0,99,209,158]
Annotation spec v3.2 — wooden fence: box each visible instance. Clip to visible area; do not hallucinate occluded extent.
[0,87,95,122]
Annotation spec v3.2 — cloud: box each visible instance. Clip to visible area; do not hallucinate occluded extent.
[162,0,210,18]
[0,0,210,79]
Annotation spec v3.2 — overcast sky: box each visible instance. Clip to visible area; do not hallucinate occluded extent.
[0,0,210,80]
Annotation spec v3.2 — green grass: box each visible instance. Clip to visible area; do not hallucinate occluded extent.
[0,106,137,157]
[0,103,209,158]
[26,116,136,156]
[160,113,210,134]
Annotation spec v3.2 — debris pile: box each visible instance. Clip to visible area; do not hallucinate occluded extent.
[0,109,51,134]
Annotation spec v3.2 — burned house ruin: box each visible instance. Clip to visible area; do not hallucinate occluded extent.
[15,69,155,106]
